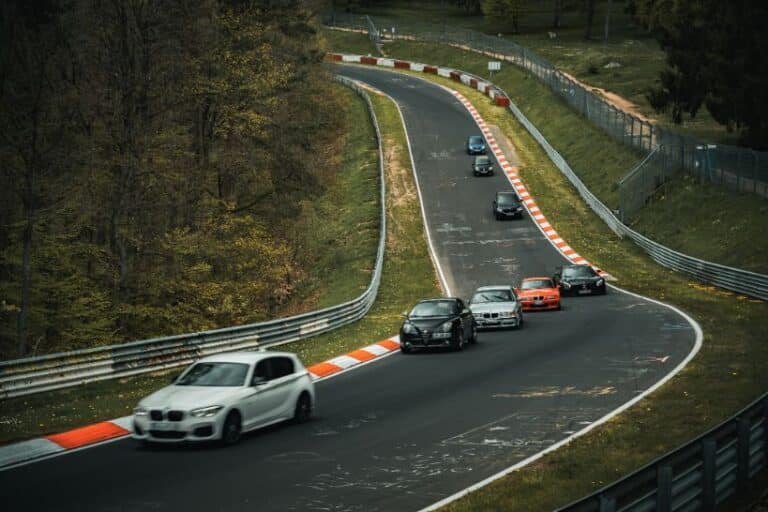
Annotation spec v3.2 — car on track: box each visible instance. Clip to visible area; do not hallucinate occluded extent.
[132,351,315,445]
[472,155,494,176]
[516,277,561,311]
[466,135,487,154]
[469,285,523,329]
[553,264,607,296]
[493,191,524,220]
[400,298,477,353]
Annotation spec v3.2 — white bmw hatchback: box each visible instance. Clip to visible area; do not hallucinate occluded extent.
[132,351,315,445]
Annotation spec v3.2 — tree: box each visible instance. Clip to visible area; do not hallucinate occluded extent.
[482,0,527,34]
[0,1,79,355]
[640,0,768,148]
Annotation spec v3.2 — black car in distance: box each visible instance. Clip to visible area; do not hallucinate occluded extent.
[493,191,524,220]
[553,264,607,295]
[466,135,487,155]
[472,155,494,176]
[399,298,477,353]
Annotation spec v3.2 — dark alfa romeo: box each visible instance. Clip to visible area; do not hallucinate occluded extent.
[399,298,477,353]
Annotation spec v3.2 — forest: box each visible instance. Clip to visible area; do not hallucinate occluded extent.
[0,0,347,358]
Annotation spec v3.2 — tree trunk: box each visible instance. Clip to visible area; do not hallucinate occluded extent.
[604,0,613,42]
[17,208,34,356]
[553,0,563,29]
[584,0,596,40]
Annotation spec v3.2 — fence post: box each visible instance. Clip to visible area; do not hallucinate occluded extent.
[599,494,616,512]
[737,416,751,489]
[657,464,673,512]
[702,437,717,511]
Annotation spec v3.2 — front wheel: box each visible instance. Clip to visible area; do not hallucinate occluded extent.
[221,411,242,446]
[400,344,411,354]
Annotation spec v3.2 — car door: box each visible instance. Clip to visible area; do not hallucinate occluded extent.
[242,358,283,429]
[264,356,300,420]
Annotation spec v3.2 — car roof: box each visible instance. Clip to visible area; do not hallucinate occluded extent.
[197,351,294,365]
[417,297,459,303]
[474,285,513,291]
[522,276,552,281]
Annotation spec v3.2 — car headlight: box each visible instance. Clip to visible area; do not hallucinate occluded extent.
[190,405,224,418]
[133,406,148,417]
[561,282,571,288]
[402,322,417,334]
[547,296,557,300]
[596,278,605,286]
[439,320,453,332]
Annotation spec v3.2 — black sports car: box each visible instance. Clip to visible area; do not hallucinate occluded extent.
[466,135,487,155]
[472,155,494,176]
[553,264,607,295]
[493,191,524,219]
[399,298,477,353]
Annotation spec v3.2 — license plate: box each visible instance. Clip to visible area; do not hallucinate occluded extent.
[578,289,591,295]
[534,300,544,306]
[150,422,176,431]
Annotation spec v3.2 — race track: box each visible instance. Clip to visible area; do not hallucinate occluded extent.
[0,65,698,512]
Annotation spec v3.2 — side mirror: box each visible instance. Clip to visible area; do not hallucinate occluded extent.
[251,377,268,387]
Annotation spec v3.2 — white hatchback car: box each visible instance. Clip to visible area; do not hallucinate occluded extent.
[132,351,315,445]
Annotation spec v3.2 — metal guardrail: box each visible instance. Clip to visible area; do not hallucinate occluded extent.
[556,392,768,512]
[0,76,386,400]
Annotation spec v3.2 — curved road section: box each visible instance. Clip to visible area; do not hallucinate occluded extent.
[0,66,697,512]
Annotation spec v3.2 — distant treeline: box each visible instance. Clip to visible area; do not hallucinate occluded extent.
[0,0,345,358]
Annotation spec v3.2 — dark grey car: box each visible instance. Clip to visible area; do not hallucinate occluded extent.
[472,155,494,176]
[493,191,524,220]
[399,298,478,353]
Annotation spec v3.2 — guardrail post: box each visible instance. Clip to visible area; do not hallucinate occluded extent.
[702,437,717,511]
[599,494,616,512]
[737,416,751,489]
[656,464,673,512]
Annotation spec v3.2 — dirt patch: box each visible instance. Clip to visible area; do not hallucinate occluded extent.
[488,124,522,167]
[383,138,417,252]
[560,70,656,125]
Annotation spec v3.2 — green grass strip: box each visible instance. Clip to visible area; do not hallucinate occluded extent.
[0,83,440,445]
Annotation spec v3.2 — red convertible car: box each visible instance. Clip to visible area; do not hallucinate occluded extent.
[516,277,561,311]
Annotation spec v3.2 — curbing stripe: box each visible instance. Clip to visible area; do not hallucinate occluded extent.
[46,421,130,450]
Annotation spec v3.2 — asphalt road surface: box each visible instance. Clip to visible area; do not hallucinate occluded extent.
[0,65,698,512]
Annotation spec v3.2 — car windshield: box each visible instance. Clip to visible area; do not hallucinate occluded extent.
[469,136,483,144]
[497,194,519,205]
[562,266,596,278]
[410,301,456,317]
[176,362,249,387]
[475,156,490,165]
[471,290,513,303]
[521,279,553,290]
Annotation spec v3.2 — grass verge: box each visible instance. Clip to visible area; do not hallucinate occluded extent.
[0,85,440,445]
[343,62,768,509]
[320,26,378,57]
[380,41,768,274]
